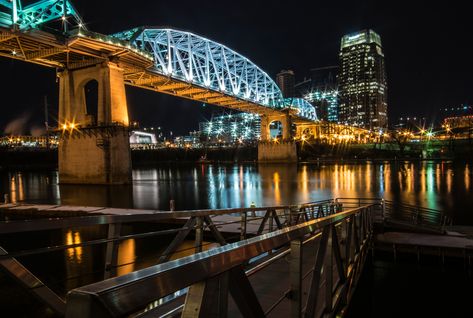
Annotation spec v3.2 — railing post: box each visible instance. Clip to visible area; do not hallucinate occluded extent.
[182,271,229,318]
[324,225,333,317]
[381,199,385,219]
[240,211,247,241]
[104,223,122,279]
[3,194,9,204]
[290,238,303,318]
[195,216,203,253]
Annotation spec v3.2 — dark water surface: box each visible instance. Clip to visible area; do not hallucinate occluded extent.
[1,161,473,224]
[1,161,473,317]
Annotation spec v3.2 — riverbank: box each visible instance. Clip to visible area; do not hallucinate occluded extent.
[1,139,473,169]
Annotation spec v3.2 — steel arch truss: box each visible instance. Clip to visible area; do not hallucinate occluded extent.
[113,27,317,121]
[283,97,318,121]
[0,0,84,30]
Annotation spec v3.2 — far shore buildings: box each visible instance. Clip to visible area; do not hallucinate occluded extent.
[338,29,388,131]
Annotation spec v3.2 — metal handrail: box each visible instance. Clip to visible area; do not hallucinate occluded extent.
[64,204,375,318]
[0,199,334,234]
[335,197,452,229]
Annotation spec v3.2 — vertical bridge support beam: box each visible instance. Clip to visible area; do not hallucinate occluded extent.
[258,113,297,162]
[58,62,131,184]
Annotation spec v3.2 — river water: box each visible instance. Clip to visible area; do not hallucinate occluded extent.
[1,161,473,224]
[1,161,473,317]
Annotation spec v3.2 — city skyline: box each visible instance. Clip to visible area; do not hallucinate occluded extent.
[0,0,472,135]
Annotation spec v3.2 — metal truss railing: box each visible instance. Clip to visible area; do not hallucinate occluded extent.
[0,199,341,316]
[335,197,453,232]
[1,1,317,121]
[112,27,317,121]
[0,0,84,31]
[63,204,374,318]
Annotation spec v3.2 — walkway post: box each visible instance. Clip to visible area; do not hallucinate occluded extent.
[290,238,303,317]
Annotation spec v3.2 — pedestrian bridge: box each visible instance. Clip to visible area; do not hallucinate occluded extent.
[0,0,316,122]
[0,200,373,317]
[0,198,458,317]
[1,0,321,183]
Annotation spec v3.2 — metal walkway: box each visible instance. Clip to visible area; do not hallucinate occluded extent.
[0,199,375,317]
[0,198,460,317]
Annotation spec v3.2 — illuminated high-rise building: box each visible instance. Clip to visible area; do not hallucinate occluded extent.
[338,29,388,130]
[276,70,296,98]
[303,90,339,122]
[296,66,339,122]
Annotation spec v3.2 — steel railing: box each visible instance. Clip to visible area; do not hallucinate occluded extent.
[64,204,375,318]
[335,198,452,231]
[0,199,341,316]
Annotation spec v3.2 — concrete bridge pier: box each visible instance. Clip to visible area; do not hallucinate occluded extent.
[258,113,298,162]
[57,62,132,184]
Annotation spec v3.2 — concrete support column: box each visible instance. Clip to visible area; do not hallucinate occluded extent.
[58,62,129,127]
[58,61,131,184]
[260,115,270,142]
[281,114,292,141]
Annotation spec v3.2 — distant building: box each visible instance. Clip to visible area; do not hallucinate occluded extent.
[174,132,200,148]
[130,131,158,145]
[444,115,473,130]
[394,116,427,131]
[276,70,296,98]
[199,113,261,143]
[441,104,472,119]
[296,66,339,122]
[0,135,59,148]
[303,90,339,122]
[338,29,388,130]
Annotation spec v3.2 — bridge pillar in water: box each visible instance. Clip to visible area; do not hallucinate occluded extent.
[258,114,298,162]
[57,62,132,184]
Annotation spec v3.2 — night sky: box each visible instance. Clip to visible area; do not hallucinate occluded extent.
[1,0,472,135]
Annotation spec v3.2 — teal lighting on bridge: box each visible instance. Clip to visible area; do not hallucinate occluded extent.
[112,27,318,121]
[199,113,261,142]
[0,0,84,31]
[1,1,317,122]
[304,90,338,122]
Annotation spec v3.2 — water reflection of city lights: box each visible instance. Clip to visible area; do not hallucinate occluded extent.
[66,230,83,263]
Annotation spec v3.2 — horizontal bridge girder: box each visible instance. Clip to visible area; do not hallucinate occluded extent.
[0,34,15,43]
[25,47,65,60]
[155,82,190,91]
[0,25,316,122]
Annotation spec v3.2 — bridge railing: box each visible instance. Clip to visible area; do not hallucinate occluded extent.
[0,199,339,315]
[335,197,452,231]
[64,204,375,318]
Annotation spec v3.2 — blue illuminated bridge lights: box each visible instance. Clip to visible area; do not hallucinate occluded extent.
[0,1,318,121]
[111,27,318,121]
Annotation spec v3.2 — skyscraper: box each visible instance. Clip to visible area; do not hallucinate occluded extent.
[276,70,296,98]
[296,66,339,122]
[338,29,388,130]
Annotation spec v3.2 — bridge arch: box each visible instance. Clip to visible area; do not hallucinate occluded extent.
[269,120,283,140]
[111,27,317,121]
[82,79,99,126]
[113,28,283,108]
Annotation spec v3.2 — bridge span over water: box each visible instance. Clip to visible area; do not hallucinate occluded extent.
[0,0,327,183]
[0,0,316,122]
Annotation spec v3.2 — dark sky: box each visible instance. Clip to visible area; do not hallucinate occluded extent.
[1,0,472,135]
